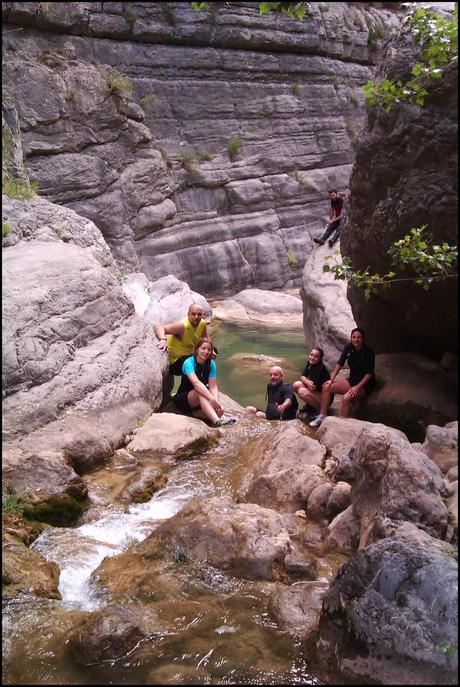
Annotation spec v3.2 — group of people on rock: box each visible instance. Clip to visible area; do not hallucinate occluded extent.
[154,302,375,429]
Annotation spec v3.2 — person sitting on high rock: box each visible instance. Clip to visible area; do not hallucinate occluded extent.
[246,365,299,421]
[313,188,344,249]
[309,327,375,428]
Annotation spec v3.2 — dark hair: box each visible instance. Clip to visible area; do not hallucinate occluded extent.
[311,346,324,360]
[351,327,365,339]
[328,188,338,194]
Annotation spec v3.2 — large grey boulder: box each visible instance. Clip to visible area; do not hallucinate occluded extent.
[231,421,328,512]
[213,287,302,325]
[126,413,220,461]
[316,533,458,685]
[2,447,87,524]
[300,243,356,369]
[92,495,305,586]
[122,273,212,323]
[2,239,164,439]
[422,421,458,474]
[2,197,166,487]
[351,424,448,547]
[2,535,61,600]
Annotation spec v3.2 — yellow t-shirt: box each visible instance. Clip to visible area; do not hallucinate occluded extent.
[167,317,206,364]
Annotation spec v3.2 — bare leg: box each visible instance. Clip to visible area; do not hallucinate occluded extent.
[296,386,321,410]
[319,378,351,414]
[341,387,366,418]
[188,390,219,424]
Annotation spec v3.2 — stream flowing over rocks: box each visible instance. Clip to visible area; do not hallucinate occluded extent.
[2,2,458,685]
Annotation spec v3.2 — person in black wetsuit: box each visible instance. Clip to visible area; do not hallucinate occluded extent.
[293,346,333,419]
[309,327,375,427]
[246,366,298,421]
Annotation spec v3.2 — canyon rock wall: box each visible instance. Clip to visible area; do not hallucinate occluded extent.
[2,1,401,298]
[342,9,458,359]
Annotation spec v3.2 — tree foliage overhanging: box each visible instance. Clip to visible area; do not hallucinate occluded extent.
[364,2,458,111]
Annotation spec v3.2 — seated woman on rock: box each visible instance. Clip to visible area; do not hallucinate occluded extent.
[293,346,333,420]
[173,337,236,427]
[309,327,375,428]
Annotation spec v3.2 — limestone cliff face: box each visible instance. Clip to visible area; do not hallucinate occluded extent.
[2,1,401,298]
[342,11,458,359]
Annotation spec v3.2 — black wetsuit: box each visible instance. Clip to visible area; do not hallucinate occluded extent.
[337,343,375,394]
[301,360,334,406]
[302,361,330,390]
[173,356,213,415]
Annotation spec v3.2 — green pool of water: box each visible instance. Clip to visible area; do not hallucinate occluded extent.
[211,320,308,410]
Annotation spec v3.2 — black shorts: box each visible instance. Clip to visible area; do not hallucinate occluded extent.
[169,356,190,376]
[173,391,200,416]
[265,403,297,421]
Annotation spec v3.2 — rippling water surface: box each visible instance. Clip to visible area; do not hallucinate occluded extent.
[212,320,307,410]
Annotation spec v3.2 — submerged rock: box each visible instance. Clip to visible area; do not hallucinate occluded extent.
[68,604,161,666]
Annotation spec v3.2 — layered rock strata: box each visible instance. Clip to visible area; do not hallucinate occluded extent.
[2,1,401,297]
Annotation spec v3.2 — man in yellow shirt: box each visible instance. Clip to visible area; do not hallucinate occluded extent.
[154,303,209,375]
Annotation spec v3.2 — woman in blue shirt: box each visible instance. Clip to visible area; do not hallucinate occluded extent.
[173,338,235,427]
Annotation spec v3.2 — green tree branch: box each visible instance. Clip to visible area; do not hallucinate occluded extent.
[364,2,458,111]
[323,226,458,299]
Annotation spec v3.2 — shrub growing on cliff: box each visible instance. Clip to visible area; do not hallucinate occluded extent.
[2,221,12,237]
[2,491,25,514]
[140,93,156,109]
[192,2,311,20]
[179,147,200,171]
[105,69,133,98]
[3,176,38,199]
[227,136,243,160]
[287,251,298,267]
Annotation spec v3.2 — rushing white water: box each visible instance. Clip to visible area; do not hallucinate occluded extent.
[31,463,209,610]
